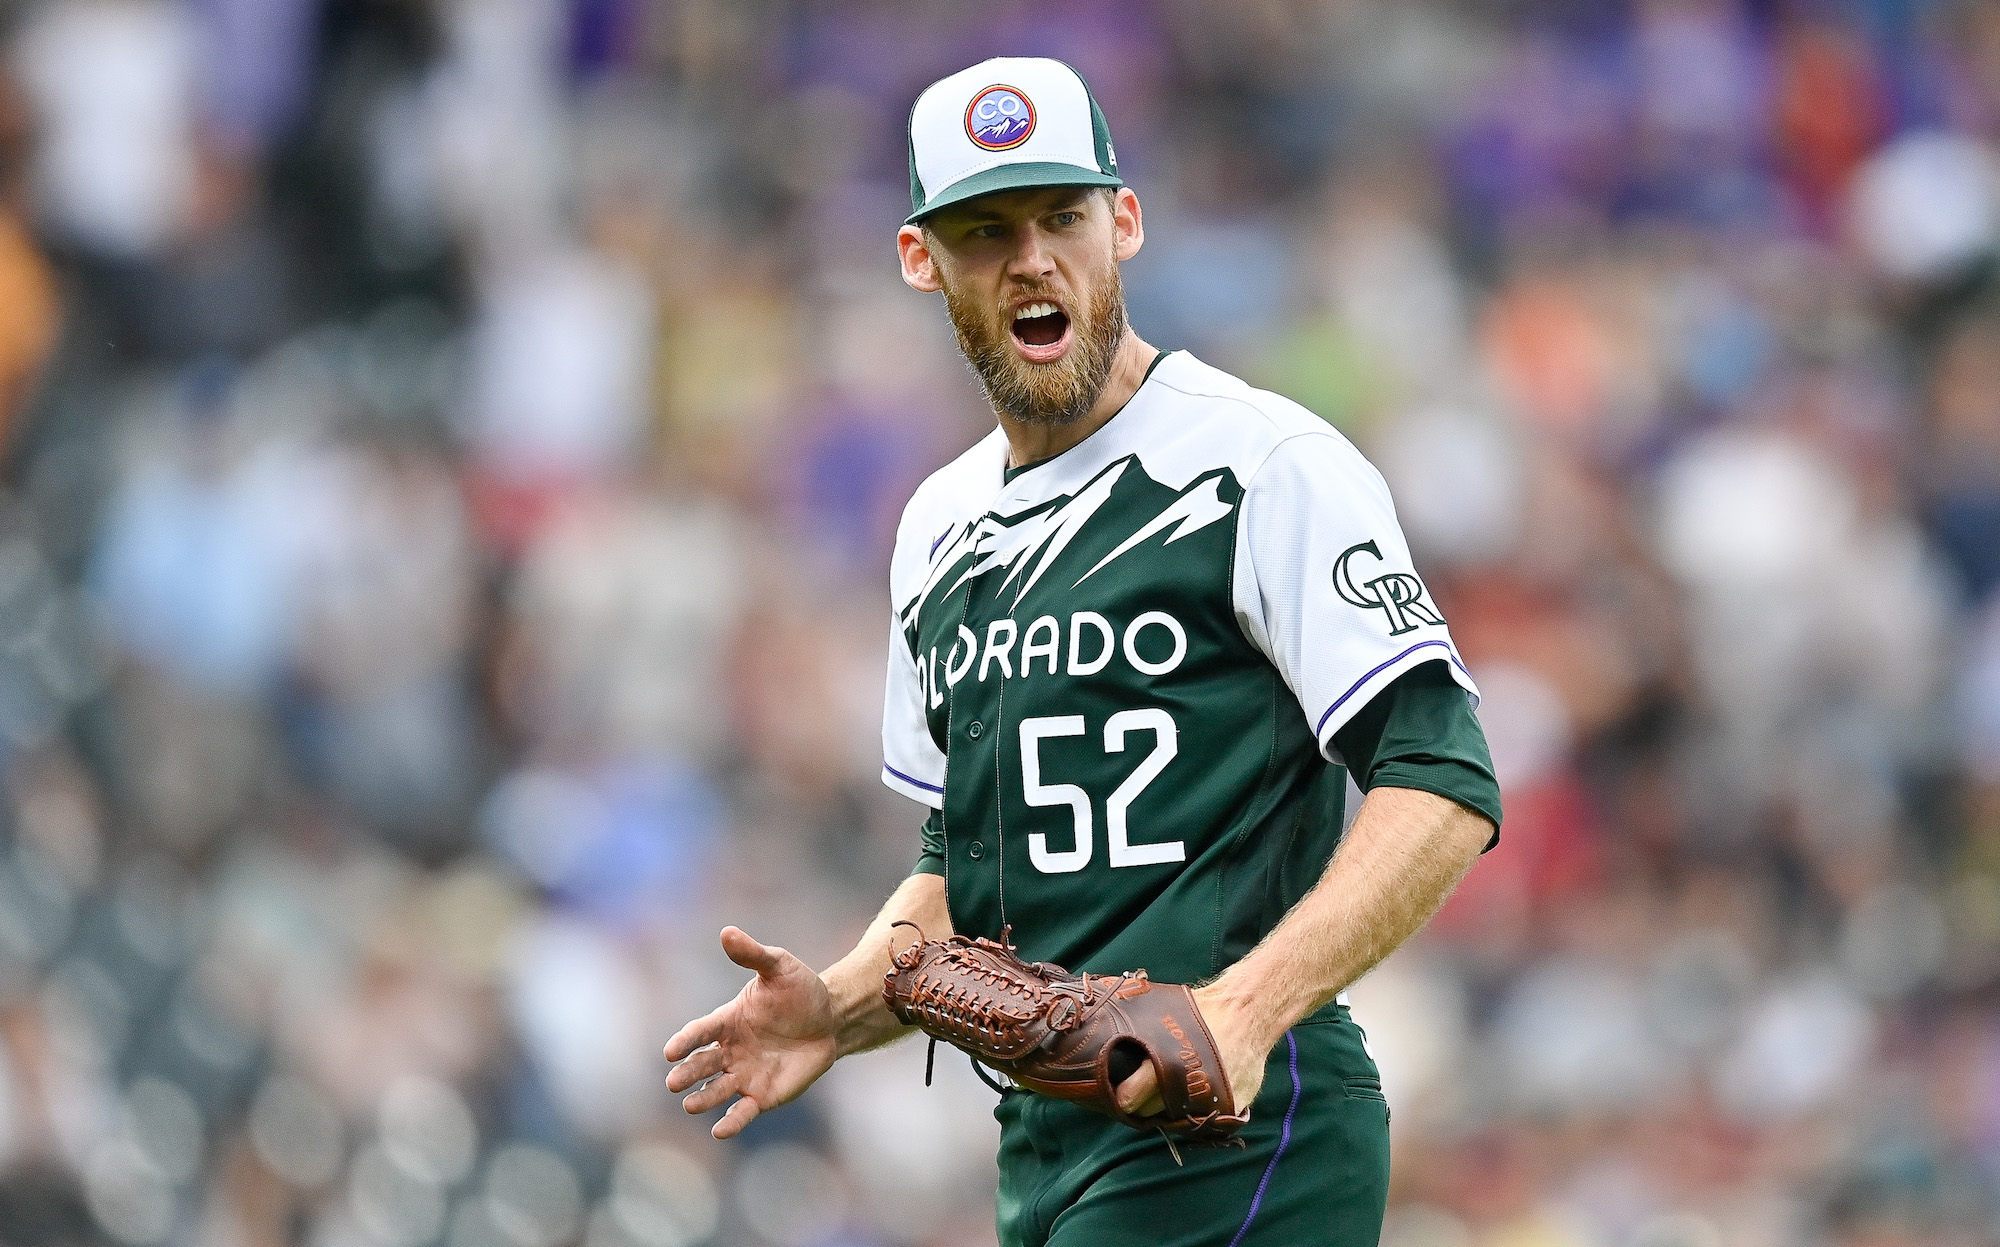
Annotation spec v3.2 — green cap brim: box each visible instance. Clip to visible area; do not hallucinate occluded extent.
[906,163,1123,225]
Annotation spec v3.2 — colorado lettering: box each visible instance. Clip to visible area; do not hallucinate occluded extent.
[979,619,1017,680]
[1068,611,1113,675]
[960,611,1187,681]
[922,624,981,709]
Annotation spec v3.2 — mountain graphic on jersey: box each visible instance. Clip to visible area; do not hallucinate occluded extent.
[900,456,1241,636]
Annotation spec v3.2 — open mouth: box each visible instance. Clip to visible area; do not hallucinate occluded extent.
[1011,301,1071,349]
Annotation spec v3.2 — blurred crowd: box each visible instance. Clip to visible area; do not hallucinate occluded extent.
[0,0,1990,1245]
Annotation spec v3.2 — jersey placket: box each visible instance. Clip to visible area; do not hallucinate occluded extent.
[945,561,1014,937]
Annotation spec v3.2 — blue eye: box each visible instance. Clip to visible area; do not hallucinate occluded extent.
[1052,212,1081,227]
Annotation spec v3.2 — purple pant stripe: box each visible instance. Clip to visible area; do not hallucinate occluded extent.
[1227,1030,1302,1247]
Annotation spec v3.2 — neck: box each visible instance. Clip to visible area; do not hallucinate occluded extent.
[997,331,1160,468]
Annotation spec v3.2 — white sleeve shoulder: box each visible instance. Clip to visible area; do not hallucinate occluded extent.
[1235,430,1478,762]
[880,617,945,807]
[880,496,950,809]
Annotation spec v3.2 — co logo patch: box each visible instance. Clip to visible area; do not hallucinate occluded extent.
[1334,541,1445,636]
[965,85,1035,151]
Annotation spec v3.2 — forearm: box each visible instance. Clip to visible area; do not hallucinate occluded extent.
[819,871,952,1057]
[1204,787,1489,1053]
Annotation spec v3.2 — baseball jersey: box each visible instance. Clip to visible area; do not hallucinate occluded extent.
[880,351,1479,987]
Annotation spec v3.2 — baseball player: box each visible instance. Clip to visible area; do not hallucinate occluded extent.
[665,58,1501,1246]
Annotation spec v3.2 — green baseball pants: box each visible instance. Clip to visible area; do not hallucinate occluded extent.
[991,1007,1392,1247]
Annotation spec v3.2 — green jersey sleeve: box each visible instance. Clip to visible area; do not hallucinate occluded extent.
[1330,659,1502,849]
[913,808,948,877]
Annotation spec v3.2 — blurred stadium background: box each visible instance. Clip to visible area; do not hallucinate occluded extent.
[0,0,1993,1244]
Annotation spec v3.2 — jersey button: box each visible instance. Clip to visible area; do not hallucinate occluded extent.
[968,841,985,860]
[967,720,984,739]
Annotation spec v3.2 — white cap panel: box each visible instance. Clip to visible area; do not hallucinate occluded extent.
[910,57,1100,202]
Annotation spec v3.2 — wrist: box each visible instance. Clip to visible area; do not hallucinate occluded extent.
[822,957,897,1058]
[1193,980,1287,1061]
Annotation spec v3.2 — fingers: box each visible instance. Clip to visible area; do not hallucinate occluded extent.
[665,1043,726,1093]
[665,927,802,1139]
[712,1095,761,1140]
[663,1009,725,1062]
[667,928,795,1063]
[681,1071,740,1117]
[1116,1060,1165,1118]
[719,926,791,978]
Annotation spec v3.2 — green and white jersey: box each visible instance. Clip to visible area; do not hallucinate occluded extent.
[880,352,1478,986]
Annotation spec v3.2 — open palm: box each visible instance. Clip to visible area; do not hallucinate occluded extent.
[663,927,842,1139]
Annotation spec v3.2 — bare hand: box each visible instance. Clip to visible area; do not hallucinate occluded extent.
[1114,985,1268,1119]
[664,927,840,1139]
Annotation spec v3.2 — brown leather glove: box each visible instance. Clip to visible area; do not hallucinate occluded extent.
[882,924,1250,1149]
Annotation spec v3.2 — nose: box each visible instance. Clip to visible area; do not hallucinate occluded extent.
[1004,224,1055,282]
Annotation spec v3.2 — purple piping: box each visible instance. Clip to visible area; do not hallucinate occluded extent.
[1314,640,1463,736]
[1227,1030,1301,1247]
[883,763,944,795]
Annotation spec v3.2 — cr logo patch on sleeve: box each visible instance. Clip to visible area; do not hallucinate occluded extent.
[1334,541,1446,636]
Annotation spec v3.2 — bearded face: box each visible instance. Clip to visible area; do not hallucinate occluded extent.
[934,225,1129,428]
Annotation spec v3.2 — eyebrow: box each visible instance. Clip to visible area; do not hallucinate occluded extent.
[958,189,1093,223]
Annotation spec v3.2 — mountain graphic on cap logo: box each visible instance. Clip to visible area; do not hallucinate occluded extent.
[966,86,1036,151]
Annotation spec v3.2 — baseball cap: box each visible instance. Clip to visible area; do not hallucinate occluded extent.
[906,57,1122,225]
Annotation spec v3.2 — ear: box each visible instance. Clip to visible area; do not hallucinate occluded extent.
[1112,188,1144,262]
[898,225,942,293]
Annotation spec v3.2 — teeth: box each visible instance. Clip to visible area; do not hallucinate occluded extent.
[1013,302,1059,320]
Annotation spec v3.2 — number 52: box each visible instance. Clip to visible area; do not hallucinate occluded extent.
[1018,710,1184,874]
